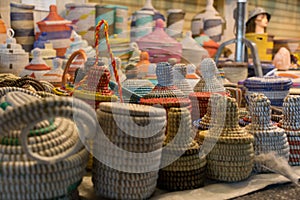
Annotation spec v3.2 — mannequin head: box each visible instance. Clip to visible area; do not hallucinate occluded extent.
[246,7,271,34]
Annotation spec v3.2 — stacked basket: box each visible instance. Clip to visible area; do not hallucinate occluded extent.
[246,93,290,172]
[199,94,254,182]
[36,5,72,57]
[0,87,96,199]
[279,95,300,166]
[157,107,206,190]
[93,102,166,199]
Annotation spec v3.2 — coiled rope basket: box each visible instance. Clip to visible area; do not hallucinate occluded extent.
[0,87,97,199]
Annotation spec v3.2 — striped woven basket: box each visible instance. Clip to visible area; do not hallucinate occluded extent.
[245,93,289,172]
[0,87,99,200]
[243,76,293,106]
[279,95,300,166]
[10,2,35,52]
[36,5,72,58]
[92,102,166,199]
[158,107,206,191]
[65,3,97,46]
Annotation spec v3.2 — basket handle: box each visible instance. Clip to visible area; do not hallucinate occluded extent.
[61,49,87,87]
[94,19,123,102]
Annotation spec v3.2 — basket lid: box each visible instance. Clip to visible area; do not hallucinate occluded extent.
[25,48,51,70]
[136,19,180,45]
[37,5,71,28]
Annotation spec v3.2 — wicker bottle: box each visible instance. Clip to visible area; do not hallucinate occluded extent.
[199,94,254,182]
[140,62,191,111]
[181,31,209,67]
[0,88,95,199]
[246,93,289,172]
[191,0,224,42]
[279,95,300,166]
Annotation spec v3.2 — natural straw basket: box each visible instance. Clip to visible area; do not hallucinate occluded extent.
[0,87,98,199]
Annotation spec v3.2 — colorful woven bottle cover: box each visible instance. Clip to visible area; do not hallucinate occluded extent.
[94,19,123,102]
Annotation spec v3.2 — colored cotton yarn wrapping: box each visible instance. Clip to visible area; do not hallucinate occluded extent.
[279,95,300,166]
[0,88,98,200]
[93,102,166,199]
[10,2,35,52]
[157,107,206,191]
[199,94,254,182]
[246,93,289,172]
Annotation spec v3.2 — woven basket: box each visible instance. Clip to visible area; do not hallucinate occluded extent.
[218,62,248,84]
[136,19,182,63]
[279,95,300,166]
[0,29,29,76]
[65,3,97,46]
[36,5,72,57]
[158,107,206,191]
[10,2,35,52]
[199,94,254,182]
[244,76,292,106]
[0,87,98,199]
[245,93,289,172]
[93,102,166,199]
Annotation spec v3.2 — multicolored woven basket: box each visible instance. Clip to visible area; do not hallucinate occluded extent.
[279,95,300,166]
[10,2,35,52]
[243,76,292,106]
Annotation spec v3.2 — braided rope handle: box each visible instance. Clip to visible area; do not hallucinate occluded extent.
[61,49,87,87]
[0,96,97,164]
[94,19,123,102]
